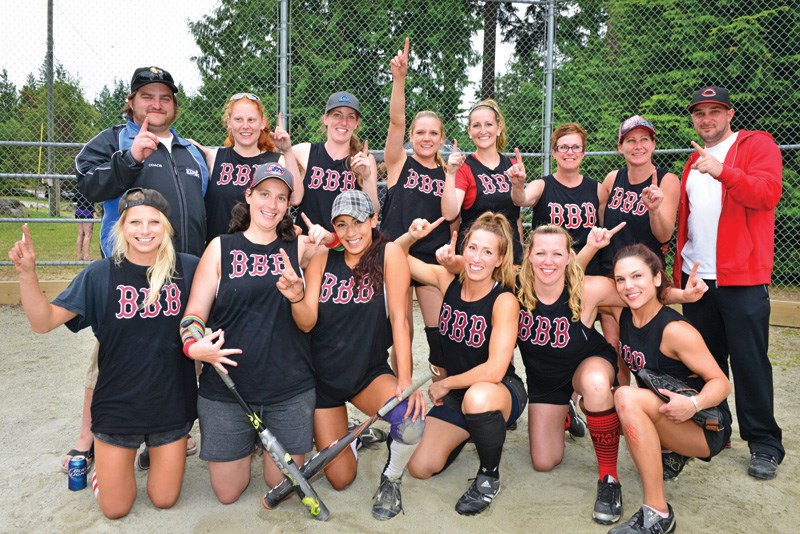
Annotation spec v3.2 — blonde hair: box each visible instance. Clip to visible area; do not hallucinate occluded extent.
[460,212,516,290]
[222,95,275,152]
[517,224,583,322]
[111,191,177,309]
[468,99,507,153]
[408,110,446,170]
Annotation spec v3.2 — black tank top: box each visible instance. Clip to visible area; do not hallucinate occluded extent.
[312,247,392,401]
[458,154,522,264]
[517,287,614,387]
[205,147,281,243]
[438,278,517,399]
[201,232,314,404]
[599,166,669,273]
[295,142,359,233]
[380,156,449,263]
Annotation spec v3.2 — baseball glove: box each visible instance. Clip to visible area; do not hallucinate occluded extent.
[636,368,724,432]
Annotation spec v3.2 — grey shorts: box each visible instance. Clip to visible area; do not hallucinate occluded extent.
[94,421,193,450]
[198,389,315,462]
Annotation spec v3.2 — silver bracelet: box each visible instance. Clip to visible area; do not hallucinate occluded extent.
[689,395,701,413]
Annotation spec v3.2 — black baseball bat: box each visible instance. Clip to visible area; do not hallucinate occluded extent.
[182,319,329,520]
[263,371,432,509]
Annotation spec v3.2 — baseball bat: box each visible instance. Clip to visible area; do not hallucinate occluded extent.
[264,371,432,509]
[181,319,329,520]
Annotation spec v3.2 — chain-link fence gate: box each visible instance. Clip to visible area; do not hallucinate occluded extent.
[1,0,798,299]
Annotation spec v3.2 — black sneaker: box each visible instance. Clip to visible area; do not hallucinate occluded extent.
[137,447,150,471]
[748,452,778,480]
[348,419,388,449]
[455,474,500,516]
[372,474,403,520]
[567,399,587,438]
[593,475,622,525]
[662,451,689,481]
[608,504,676,533]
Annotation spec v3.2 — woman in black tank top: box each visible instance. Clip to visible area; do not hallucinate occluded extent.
[182,163,322,504]
[580,241,730,533]
[191,93,302,242]
[399,212,521,516]
[598,115,680,388]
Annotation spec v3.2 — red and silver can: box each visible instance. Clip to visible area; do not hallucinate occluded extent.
[68,456,88,491]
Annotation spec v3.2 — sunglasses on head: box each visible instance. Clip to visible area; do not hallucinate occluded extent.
[135,69,172,83]
[229,93,261,102]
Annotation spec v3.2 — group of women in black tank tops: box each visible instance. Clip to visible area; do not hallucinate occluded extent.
[12,36,732,529]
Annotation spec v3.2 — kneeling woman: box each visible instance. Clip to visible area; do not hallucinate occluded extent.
[402,212,525,516]
[607,245,731,534]
[283,189,425,521]
[10,189,197,519]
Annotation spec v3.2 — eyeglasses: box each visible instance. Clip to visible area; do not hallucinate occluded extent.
[229,93,261,102]
[555,144,584,153]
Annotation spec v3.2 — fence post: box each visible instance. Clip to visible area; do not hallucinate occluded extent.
[542,0,556,175]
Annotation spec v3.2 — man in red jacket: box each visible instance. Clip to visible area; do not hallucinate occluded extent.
[674,85,784,480]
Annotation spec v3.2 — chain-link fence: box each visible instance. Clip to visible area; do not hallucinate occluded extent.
[1,0,798,297]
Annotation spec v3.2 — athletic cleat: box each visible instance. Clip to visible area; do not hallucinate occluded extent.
[593,475,622,525]
[662,451,689,481]
[608,503,676,533]
[137,447,150,471]
[348,419,388,449]
[567,399,587,438]
[372,474,403,520]
[748,452,778,480]
[455,474,500,516]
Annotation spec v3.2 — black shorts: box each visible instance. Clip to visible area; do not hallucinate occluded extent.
[427,374,528,431]
[527,346,618,404]
[315,362,394,408]
[699,404,734,461]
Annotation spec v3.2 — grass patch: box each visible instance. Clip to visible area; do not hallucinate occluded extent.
[770,326,800,370]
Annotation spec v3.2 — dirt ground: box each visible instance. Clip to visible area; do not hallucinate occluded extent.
[1,303,797,533]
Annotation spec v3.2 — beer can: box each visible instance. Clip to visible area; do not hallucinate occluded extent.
[68,456,88,491]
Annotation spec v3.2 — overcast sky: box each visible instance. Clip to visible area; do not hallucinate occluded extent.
[1,0,218,99]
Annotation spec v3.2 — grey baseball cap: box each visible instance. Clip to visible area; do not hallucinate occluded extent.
[330,190,374,224]
[251,163,294,192]
[325,91,361,116]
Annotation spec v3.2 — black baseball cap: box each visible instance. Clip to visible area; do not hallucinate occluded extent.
[251,163,294,192]
[688,86,731,112]
[325,91,361,116]
[118,188,171,217]
[130,66,178,94]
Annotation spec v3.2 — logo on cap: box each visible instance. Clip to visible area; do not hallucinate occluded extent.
[338,95,352,103]
[701,88,717,97]
[264,163,283,174]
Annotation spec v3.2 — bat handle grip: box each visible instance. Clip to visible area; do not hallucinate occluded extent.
[378,370,433,417]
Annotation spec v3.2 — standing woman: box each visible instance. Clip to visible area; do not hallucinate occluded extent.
[292,92,379,233]
[281,189,425,521]
[9,189,198,519]
[441,100,526,264]
[597,116,679,386]
[379,38,451,369]
[196,93,302,243]
[403,212,526,516]
[181,163,319,504]
[511,122,607,273]
[606,244,731,534]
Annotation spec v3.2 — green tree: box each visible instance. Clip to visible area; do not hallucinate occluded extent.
[94,79,128,129]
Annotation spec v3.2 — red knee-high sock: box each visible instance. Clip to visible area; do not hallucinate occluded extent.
[585,407,620,481]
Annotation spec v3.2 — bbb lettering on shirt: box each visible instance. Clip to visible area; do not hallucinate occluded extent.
[306,166,357,192]
[607,187,647,216]
[518,309,570,348]
[547,202,597,229]
[404,168,444,197]
[438,303,488,348]
[217,163,256,186]
[475,171,511,194]
[228,249,287,279]
[115,283,182,319]
[318,273,376,304]
[619,341,645,371]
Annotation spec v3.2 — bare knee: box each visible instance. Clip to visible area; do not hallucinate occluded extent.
[531,454,561,472]
[150,491,180,509]
[613,386,637,417]
[407,458,438,480]
[98,499,134,520]
[327,471,356,491]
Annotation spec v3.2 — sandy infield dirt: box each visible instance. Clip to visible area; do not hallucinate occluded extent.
[0,303,797,533]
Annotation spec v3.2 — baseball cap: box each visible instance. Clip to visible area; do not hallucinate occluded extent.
[118,188,171,217]
[130,66,178,94]
[330,190,374,224]
[688,86,731,112]
[325,91,361,116]
[618,115,656,143]
[251,163,294,192]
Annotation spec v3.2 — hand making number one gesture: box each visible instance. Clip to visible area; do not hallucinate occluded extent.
[690,140,723,178]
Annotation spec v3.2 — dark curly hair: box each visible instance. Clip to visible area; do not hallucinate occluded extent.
[227,201,297,242]
[351,228,390,294]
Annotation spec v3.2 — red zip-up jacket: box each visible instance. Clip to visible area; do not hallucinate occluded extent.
[674,130,782,288]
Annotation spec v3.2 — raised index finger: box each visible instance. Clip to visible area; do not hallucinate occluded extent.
[140,117,149,133]
[652,169,658,185]
[452,138,458,154]
[21,223,32,245]
[402,36,410,59]
[300,212,315,229]
[609,221,627,236]
[689,260,700,279]
[428,216,446,232]
[690,140,707,156]
[276,112,284,129]
[514,147,523,165]
[278,247,295,274]
[362,139,369,156]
